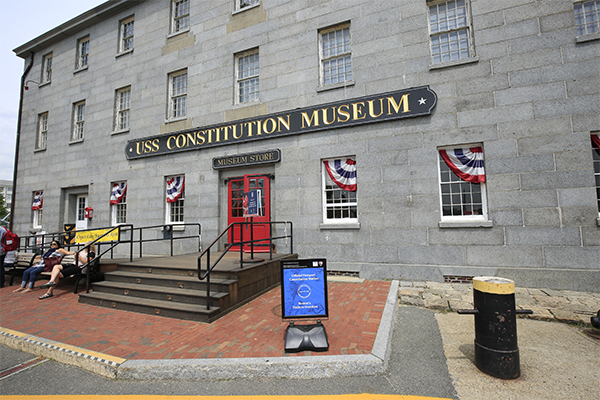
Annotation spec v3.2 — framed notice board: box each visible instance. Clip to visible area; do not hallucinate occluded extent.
[281,259,329,320]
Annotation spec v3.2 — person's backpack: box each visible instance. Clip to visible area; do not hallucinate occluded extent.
[1,228,19,252]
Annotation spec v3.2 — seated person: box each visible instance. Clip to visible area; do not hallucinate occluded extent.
[39,243,96,299]
[1,249,16,288]
[13,241,71,293]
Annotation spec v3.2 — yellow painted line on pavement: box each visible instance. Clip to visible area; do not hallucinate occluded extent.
[0,395,453,400]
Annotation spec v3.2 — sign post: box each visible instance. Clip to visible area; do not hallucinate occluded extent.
[281,258,329,352]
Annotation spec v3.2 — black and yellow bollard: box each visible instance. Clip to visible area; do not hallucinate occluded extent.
[458,277,532,380]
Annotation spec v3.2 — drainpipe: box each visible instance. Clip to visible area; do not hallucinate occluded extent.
[10,52,34,231]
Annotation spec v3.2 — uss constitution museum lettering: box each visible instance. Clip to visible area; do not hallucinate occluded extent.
[12,0,600,292]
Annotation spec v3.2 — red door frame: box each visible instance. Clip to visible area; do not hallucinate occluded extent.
[227,174,271,252]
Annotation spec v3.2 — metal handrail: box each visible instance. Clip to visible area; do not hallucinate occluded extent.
[197,220,293,311]
[17,223,201,261]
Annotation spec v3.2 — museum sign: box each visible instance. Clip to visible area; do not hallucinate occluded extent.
[124,86,437,160]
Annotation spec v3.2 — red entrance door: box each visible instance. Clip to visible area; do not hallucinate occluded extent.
[227,174,271,252]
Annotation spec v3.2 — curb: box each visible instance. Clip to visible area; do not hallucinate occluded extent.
[0,280,399,380]
[0,327,125,378]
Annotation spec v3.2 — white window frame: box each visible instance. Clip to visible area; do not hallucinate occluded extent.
[319,24,353,87]
[111,182,128,226]
[168,70,188,120]
[321,157,358,225]
[236,49,259,104]
[115,86,131,132]
[41,53,52,84]
[437,145,488,224]
[119,16,135,53]
[72,101,85,141]
[76,36,90,70]
[574,0,600,39]
[166,175,185,225]
[32,192,43,230]
[236,0,260,12]
[171,0,190,35]
[427,0,476,66]
[36,112,48,150]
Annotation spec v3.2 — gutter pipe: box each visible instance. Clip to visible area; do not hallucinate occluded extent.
[10,52,34,231]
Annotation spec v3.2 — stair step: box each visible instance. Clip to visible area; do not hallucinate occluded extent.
[91,281,227,305]
[105,270,237,291]
[79,292,222,323]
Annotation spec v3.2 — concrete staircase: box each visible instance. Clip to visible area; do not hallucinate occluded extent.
[78,252,297,323]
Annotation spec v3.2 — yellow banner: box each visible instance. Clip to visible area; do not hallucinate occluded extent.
[75,228,119,244]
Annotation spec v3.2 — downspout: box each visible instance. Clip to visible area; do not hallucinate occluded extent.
[10,52,34,231]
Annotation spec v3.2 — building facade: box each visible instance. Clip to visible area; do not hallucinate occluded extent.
[13,0,600,291]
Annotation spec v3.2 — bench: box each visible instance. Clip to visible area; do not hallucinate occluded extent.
[6,252,38,286]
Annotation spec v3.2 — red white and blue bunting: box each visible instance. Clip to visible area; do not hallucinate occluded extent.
[439,147,486,183]
[592,134,600,156]
[324,158,357,191]
[32,191,43,210]
[110,182,127,205]
[166,176,185,203]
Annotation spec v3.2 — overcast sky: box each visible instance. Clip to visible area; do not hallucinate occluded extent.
[0,0,103,182]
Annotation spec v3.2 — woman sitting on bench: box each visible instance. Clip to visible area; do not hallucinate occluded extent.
[13,241,72,293]
[39,242,96,299]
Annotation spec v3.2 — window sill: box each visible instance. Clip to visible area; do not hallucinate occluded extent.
[74,65,88,74]
[34,147,46,153]
[165,224,186,232]
[438,219,493,228]
[233,2,260,15]
[39,81,51,89]
[164,116,188,124]
[319,222,361,230]
[429,56,479,71]
[576,32,600,43]
[112,128,130,136]
[116,48,134,58]
[69,138,84,145]
[167,28,190,40]
[317,80,355,93]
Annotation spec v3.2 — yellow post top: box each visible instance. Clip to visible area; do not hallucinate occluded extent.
[473,276,515,295]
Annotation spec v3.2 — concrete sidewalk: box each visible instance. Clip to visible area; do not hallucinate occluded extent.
[398,280,600,327]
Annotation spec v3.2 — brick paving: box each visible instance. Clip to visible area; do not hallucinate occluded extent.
[0,279,390,361]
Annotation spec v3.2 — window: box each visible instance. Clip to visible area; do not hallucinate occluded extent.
[171,0,190,34]
[36,113,48,150]
[574,1,600,36]
[438,146,488,221]
[119,17,134,53]
[72,101,85,141]
[41,53,52,84]
[236,50,259,103]
[237,0,260,11]
[32,191,43,230]
[110,182,127,225]
[322,158,358,224]
[592,134,600,217]
[168,70,187,119]
[428,0,474,65]
[166,175,185,224]
[76,36,90,69]
[319,24,352,86]
[115,87,131,131]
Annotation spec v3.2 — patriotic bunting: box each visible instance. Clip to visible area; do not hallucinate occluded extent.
[110,182,127,204]
[32,191,43,210]
[324,158,357,191]
[166,176,185,203]
[592,134,600,157]
[439,147,486,183]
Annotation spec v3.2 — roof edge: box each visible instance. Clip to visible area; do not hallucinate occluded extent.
[13,0,144,58]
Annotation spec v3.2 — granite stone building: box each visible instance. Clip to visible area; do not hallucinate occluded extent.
[12,0,600,291]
